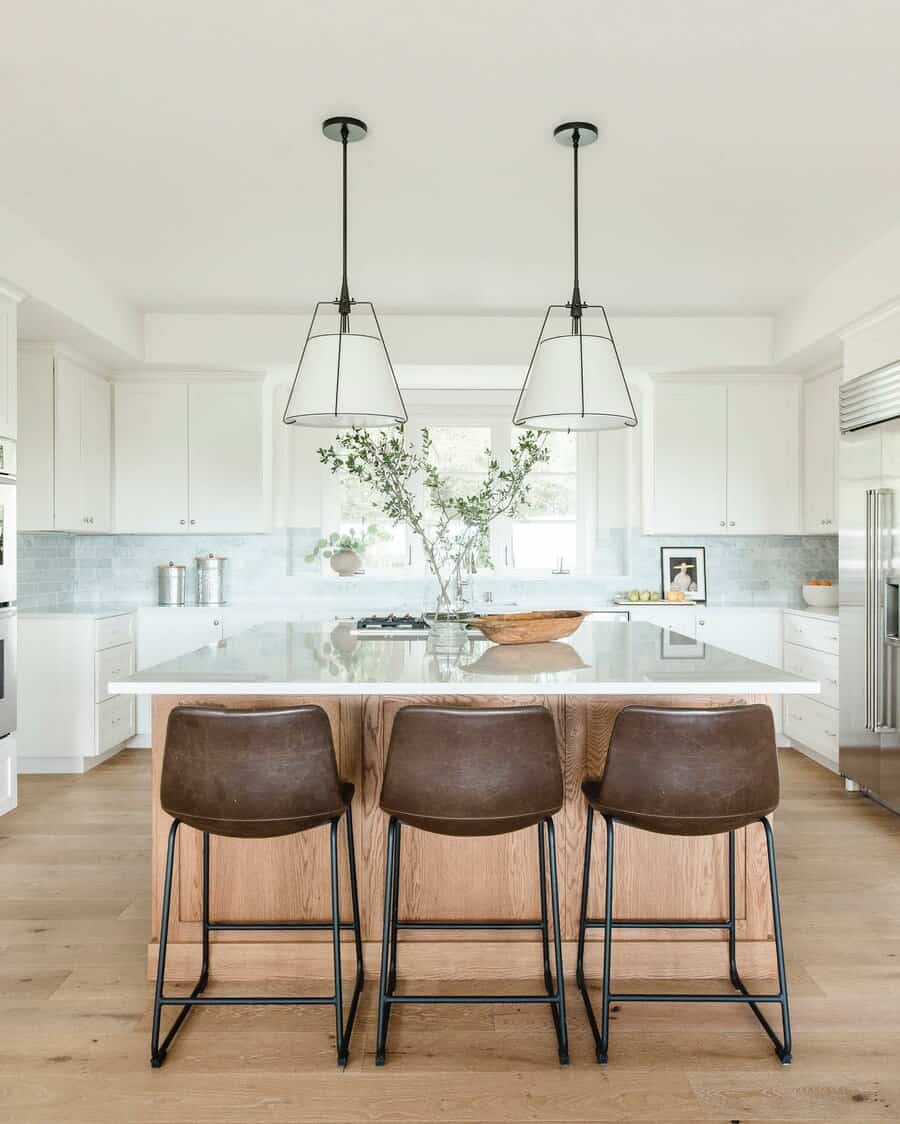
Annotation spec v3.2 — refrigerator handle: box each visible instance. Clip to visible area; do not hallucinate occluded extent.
[868,488,896,732]
[866,489,875,731]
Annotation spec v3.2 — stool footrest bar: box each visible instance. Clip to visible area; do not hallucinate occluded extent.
[159,995,336,1007]
[395,920,543,931]
[385,994,560,1005]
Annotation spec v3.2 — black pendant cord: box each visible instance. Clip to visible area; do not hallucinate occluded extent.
[338,122,352,330]
[569,128,583,329]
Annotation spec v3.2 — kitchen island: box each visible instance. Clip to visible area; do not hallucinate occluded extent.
[110,619,818,983]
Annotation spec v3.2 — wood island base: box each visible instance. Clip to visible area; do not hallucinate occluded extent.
[149,692,778,982]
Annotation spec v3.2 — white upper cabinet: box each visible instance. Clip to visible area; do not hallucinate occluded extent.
[113,382,189,533]
[725,381,800,534]
[113,376,267,534]
[188,382,265,532]
[802,370,838,532]
[18,347,111,532]
[648,382,728,534]
[0,294,17,440]
[645,377,802,535]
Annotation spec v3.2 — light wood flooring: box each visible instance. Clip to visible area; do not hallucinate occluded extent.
[1,747,899,1122]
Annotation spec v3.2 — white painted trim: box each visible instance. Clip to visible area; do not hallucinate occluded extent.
[110,368,265,384]
[838,297,900,342]
[0,278,26,303]
[17,741,128,775]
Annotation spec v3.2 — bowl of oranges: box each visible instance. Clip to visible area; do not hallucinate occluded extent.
[802,579,838,608]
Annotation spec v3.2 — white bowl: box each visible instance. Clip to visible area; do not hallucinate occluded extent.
[802,583,838,608]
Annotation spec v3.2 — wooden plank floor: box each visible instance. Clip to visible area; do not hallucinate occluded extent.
[1,748,899,1122]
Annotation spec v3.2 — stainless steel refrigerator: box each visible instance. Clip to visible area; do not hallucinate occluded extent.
[839,362,900,811]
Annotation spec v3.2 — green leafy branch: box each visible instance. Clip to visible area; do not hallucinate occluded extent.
[317,427,549,605]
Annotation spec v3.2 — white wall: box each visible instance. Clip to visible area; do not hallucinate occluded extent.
[842,303,900,382]
[0,201,142,362]
[143,311,775,374]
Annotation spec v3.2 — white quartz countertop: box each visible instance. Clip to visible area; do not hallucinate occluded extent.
[109,619,820,697]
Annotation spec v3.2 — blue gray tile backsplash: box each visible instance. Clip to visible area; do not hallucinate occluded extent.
[17,529,838,610]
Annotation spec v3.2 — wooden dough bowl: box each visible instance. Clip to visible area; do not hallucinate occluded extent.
[471,610,587,645]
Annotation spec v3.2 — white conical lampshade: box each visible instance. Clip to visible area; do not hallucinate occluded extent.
[284,328,407,429]
[514,330,637,431]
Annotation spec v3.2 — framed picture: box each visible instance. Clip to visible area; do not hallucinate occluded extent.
[660,547,707,603]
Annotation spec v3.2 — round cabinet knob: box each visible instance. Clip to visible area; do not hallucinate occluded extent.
[729,521,735,527]
[179,519,186,525]
[213,619,220,627]
[190,519,196,525]
[698,619,705,626]
[719,520,726,527]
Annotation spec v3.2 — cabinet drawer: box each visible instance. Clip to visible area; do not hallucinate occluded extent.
[95,695,135,756]
[95,643,135,703]
[783,613,839,655]
[782,642,838,708]
[784,694,838,765]
[95,613,135,651]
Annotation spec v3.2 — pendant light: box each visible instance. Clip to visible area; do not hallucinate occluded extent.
[514,122,637,432]
[283,116,407,428]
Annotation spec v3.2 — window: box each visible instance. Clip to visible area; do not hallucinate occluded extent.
[510,432,578,570]
[321,399,597,574]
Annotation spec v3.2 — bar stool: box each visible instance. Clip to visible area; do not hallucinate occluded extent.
[150,705,364,1068]
[576,704,792,1065]
[375,704,569,1066]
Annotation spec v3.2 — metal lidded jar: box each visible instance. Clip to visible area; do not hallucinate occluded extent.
[158,562,186,606]
[196,553,227,606]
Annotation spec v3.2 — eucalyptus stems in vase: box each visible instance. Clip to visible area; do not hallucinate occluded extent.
[317,427,549,628]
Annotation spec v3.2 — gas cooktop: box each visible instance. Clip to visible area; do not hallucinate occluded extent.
[354,614,428,635]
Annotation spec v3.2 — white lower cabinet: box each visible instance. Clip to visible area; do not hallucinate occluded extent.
[627,604,697,638]
[694,607,786,742]
[782,609,839,771]
[17,611,136,773]
[132,607,226,745]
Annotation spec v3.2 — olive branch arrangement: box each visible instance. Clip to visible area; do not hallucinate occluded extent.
[317,427,549,610]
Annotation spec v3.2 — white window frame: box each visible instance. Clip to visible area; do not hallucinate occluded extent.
[318,393,599,576]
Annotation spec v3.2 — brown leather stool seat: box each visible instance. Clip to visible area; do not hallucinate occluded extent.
[379,705,563,836]
[576,704,792,1066]
[580,704,780,837]
[375,705,569,1066]
[151,706,364,1069]
[160,706,354,837]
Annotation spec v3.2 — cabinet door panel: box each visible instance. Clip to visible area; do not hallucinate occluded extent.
[52,356,84,530]
[81,371,111,531]
[114,383,189,532]
[803,371,837,532]
[188,382,266,532]
[649,383,727,534]
[727,383,801,533]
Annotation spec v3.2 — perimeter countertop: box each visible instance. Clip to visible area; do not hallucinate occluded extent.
[109,619,819,697]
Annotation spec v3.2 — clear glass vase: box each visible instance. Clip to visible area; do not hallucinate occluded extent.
[425,554,472,650]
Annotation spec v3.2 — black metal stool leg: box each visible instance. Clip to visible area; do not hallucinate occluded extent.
[545,817,570,1065]
[598,814,615,1064]
[342,803,365,1057]
[576,805,594,992]
[375,817,398,1066]
[764,818,792,1063]
[329,817,347,1067]
[200,832,210,990]
[151,819,210,1067]
[388,821,401,995]
[727,830,740,989]
[538,821,554,995]
[725,819,793,1063]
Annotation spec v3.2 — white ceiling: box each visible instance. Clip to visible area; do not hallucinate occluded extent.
[3,0,900,317]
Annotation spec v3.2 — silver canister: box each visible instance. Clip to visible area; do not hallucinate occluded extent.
[158,562,186,606]
[196,553,227,606]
